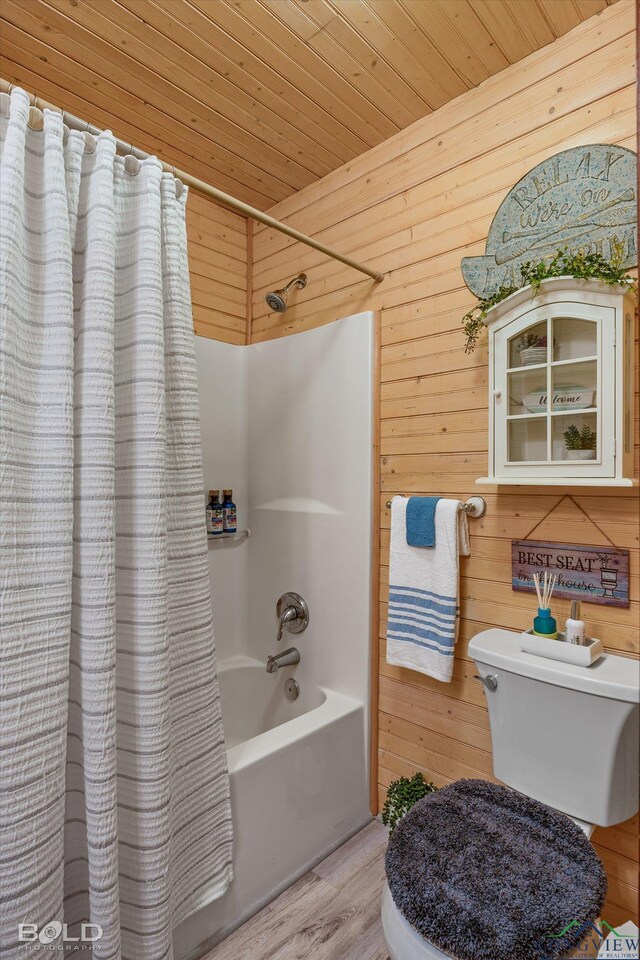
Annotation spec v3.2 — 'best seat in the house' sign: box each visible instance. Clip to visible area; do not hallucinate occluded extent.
[512,540,629,608]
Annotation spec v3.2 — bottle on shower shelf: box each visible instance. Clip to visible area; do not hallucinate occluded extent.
[222,489,237,534]
[206,490,224,536]
[206,491,215,534]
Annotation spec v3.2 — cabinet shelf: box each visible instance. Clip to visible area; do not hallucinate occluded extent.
[506,409,599,421]
[506,354,598,375]
[476,477,635,487]
[506,361,546,374]
[550,407,597,418]
[551,354,597,367]
[506,412,547,421]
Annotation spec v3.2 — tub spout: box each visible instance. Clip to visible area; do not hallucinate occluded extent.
[266,647,300,673]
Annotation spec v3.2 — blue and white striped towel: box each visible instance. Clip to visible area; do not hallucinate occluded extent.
[386,497,470,682]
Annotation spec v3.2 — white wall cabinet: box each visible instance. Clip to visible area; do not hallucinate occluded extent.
[477,278,636,486]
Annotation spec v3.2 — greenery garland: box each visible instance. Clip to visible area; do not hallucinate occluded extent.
[462,245,635,354]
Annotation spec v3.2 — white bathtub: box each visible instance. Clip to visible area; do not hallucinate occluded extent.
[174,657,370,959]
[220,656,325,750]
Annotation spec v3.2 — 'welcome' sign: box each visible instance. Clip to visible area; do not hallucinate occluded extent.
[512,540,629,608]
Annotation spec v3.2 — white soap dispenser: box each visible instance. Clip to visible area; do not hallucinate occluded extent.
[565,600,586,646]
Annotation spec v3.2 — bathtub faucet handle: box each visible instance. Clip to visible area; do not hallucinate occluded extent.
[275,593,310,643]
[277,605,299,643]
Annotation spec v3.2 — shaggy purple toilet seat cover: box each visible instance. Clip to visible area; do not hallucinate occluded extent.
[385,779,607,960]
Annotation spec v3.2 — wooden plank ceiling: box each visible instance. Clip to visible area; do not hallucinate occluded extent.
[0,0,619,210]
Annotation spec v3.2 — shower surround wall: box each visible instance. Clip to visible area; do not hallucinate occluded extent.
[197,312,373,701]
[195,312,374,691]
[183,313,374,956]
[195,338,248,663]
[247,319,374,701]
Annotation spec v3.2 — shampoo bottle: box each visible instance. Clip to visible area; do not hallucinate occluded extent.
[206,490,224,536]
[565,600,586,645]
[222,489,237,534]
[206,490,216,535]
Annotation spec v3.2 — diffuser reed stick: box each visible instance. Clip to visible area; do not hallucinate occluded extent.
[544,572,557,608]
[533,572,558,609]
[533,573,543,607]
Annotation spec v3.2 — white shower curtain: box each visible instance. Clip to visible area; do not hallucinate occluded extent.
[0,88,232,959]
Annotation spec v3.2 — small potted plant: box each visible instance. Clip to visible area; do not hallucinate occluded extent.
[518,333,547,366]
[381,772,437,833]
[563,423,597,460]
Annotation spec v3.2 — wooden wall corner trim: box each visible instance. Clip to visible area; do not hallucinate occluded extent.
[370,311,381,815]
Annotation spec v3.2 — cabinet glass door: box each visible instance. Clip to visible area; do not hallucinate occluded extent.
[505,317,550,464]
[550,317,598,463]
[500,311,602,471]
[550,360,598,462]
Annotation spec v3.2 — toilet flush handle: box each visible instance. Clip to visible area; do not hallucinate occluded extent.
[474,673,498,691]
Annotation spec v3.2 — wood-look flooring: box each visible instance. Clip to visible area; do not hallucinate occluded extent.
[203,819,390,960]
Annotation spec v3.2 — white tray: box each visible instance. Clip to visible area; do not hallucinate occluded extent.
[520,629,603,666]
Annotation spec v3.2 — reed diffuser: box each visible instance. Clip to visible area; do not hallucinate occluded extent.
[532,571,558,639]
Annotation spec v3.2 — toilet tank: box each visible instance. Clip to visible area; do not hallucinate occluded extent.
[468,629,640,827]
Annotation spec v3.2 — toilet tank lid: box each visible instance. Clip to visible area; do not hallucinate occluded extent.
[468,629,639,704]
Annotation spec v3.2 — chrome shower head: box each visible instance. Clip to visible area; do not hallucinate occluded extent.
[264,273,307,312]
[265,290,287,312]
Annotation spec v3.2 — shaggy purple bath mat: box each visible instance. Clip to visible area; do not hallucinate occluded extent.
[385,779,607,960]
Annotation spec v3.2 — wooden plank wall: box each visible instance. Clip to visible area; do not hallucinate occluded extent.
[250,1,639,926]
[186,192,247,344]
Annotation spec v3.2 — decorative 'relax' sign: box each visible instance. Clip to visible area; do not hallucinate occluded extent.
[462,144,637,298]
[512,540,629,608]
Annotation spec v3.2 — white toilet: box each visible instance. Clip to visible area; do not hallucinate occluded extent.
[381,628,640,960]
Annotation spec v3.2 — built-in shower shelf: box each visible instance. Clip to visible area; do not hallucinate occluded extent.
[207,529,251,545]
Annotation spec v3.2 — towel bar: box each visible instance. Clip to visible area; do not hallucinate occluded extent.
[385,495,486,519]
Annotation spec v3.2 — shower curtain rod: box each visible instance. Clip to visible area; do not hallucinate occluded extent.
[1,80,384,283]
